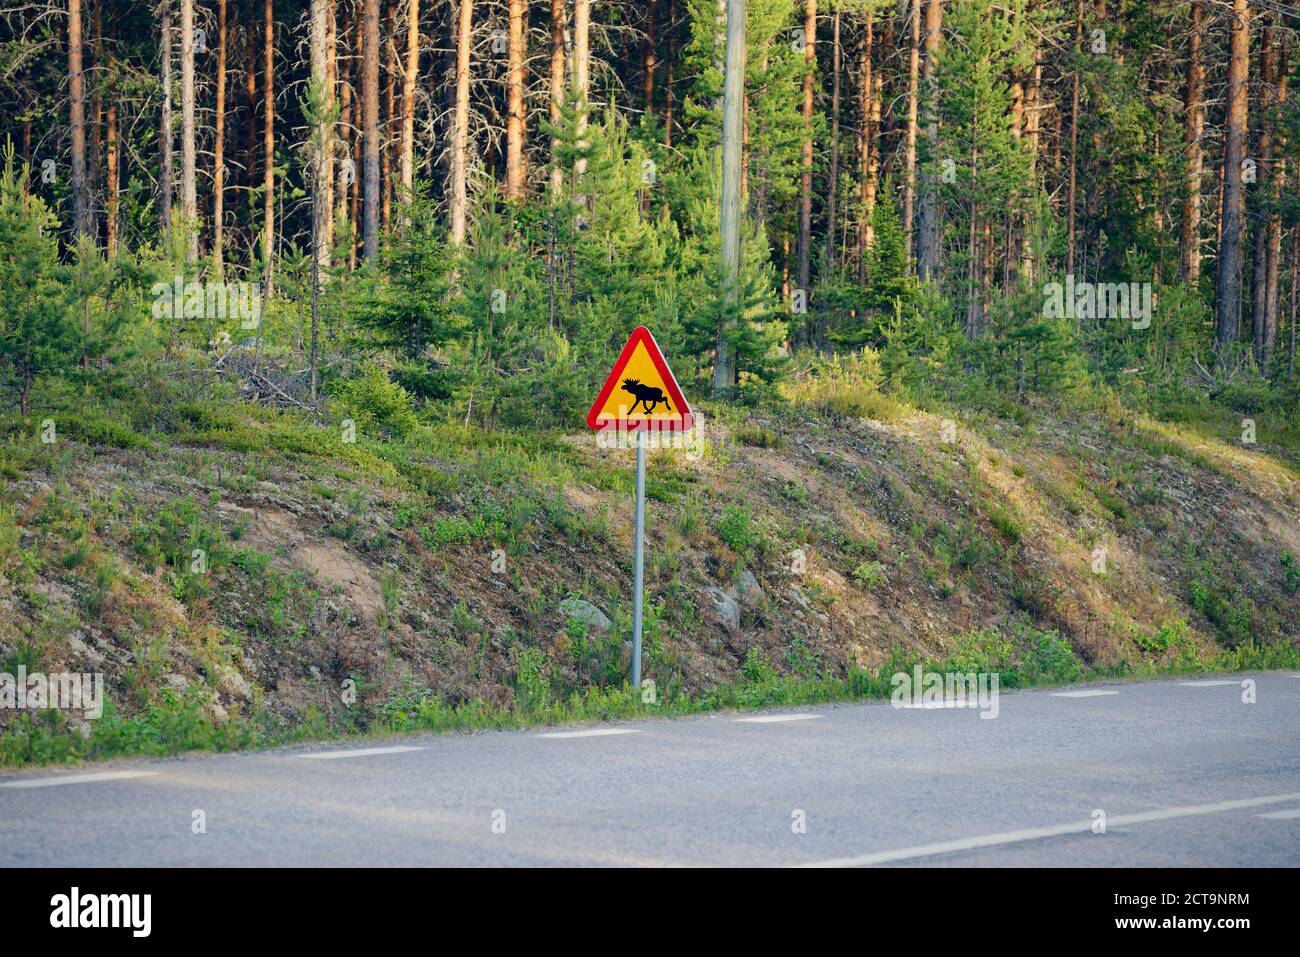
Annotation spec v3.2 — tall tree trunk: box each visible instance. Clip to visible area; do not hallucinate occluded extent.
[664,0,676,147]
[902,0,919,262]
[1065,0,1081,275]
[573,0,591,184]
[825,8,840,272]
[1251,25,1275,363]
[310,0,332,397]
[1290,228,1298,377]
[160,3,174,244]
[336,2,354,255]
[400,0,420,203]
[69,0,91,241]
[915,0,941,282]
[1179,0,1204,283]
[449,0,472,245]
[311,0,333,274]
[1215,0,1250,354]
[263,0,276,287]
[1018,17,1041,282]
[796,0,816,339]
[180,0,197,260]
[643,0,657,116]
[505,0,526,199]
[21,77,32,167]
[741,58,752,206]
[105,81,118,255]
[325,0,337,253]
[548,0,566,196]
[244,0,256,204]
[859,10,879,279]
[350,0,363,268]
[1264,30,1289,364]
[382,0,396,228]
[713,0,745,398]
[965,102,980,339]
[90,0,103,241]
[213,0,227,276]
[102,11,118,256]
[362,0,381,256]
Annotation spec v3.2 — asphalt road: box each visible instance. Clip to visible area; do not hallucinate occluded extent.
[2,673,1299,867]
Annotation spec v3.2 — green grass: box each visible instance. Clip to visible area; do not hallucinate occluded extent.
[6,627,1297,769]
[734,425,782,449]
[984,503,1025,543]
[1091,484,1130,523]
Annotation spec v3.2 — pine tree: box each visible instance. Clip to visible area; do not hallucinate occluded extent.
[833,186,919,348]
[349,185,457,358]
[452,183,556,428]
[0,148,74,415]
[932,0,1033,338]
[544,97,668,362]
[671,142,785,398]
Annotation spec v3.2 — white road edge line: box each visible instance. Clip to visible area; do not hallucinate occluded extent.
[295,746,426,760]
[1179,680,1239,687]
[537,728,640,739]
[735,714,822,723]
[1049,690,1120,698]
[1256,808,1300,820]
[0,770,159,789]
[802,791,1300,868]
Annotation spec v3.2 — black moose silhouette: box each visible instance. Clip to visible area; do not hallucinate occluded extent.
[621,378,672,415]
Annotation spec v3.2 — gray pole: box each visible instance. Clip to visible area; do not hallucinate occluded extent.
[711,0,746,398]
[631,428,647,689]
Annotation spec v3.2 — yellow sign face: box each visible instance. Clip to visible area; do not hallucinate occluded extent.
[587,327,693,431]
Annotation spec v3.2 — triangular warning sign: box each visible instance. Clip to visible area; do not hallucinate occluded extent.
[586,326,694,432]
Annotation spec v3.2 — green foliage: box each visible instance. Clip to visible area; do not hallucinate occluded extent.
[331,361,419,435]
[1131,618,1195,658]
[832,187,922,349]
[0,146,73,414]
[735,425,782,448]
[347,187,458,359]
[1282,552,1300,595]
[851,561,886,588]
[984,503,1024,543]
[783,349,904,421]
[717,503,758,553]
[741,646,777,684]
[667,143,786,400]
[945,622,1083,687]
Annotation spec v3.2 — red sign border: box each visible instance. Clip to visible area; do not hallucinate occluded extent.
[585,326,695,432]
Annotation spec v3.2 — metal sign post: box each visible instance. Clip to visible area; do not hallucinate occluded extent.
[631,428,647,689]
[585,326,693,691]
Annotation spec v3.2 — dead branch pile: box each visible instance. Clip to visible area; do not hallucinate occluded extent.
[212,346,317,411]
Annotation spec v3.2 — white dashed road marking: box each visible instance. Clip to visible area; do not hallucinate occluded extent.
[295,746,426,760]
[0,770,159,789]
[894,701,984,709]
[735,714,822,723]
[537,728,640,739]
[1256,808,1300,820]
[1050,690,1120,698]
[804,792,1300,867]
[1179,680,1239,687]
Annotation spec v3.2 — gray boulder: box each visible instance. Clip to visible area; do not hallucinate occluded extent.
[560,597,613,633]
[736,569,765,607]
[704,587,741,631]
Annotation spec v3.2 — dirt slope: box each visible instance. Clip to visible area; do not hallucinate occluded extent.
[1,398,1297,732]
